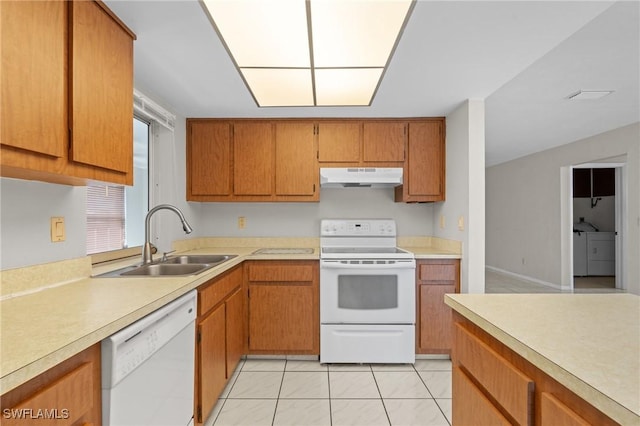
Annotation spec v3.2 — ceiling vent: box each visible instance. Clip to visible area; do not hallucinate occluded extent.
[567,90,614,100]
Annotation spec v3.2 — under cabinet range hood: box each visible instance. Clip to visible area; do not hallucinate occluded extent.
[320,167,403,188]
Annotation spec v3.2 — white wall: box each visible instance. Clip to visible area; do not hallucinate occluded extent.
[434,99,486,293]
[486,122,640,295]
[0,179,87,269]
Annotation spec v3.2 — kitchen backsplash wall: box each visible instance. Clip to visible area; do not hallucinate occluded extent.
[196,188,435,237]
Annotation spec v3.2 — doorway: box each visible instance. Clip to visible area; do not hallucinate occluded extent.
[564,161,626,291]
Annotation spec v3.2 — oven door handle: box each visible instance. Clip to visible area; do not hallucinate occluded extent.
[320,260,415,269]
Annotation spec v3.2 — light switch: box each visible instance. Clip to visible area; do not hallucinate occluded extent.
[439,215,446,229]
[51,217,65,242]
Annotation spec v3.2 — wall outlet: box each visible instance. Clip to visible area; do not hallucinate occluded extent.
[237,216,246,229]
[50,217,65,242]
[457,216,465,231]
[439,215,446,229]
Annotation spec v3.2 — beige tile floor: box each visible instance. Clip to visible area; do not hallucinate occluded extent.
[205,358,452,426]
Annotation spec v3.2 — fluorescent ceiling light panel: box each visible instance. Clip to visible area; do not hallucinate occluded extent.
[203,0,309,67]
[315,68,383,106]
[311,1,413,68]
[202,0,414,107]
[567,90,614,100]
[241,68,314,106]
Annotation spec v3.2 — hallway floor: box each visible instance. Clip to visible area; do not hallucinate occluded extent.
[205,358,452,426]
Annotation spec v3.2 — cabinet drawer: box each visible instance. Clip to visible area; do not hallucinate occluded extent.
[453,366,511,426]
[455,323,534,425]
[248,263,314,282]
[3,362,94,426]
[541,392,590,426]
[199,266,243,315]
[418,262,456,282]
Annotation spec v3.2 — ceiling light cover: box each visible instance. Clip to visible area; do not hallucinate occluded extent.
[202,0,415,107]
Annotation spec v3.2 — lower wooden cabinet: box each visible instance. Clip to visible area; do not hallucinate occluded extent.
[196,265,244,425]
[416,259,460,354]
[0,344,101,426]
[245,260,319,354]
[452,314,618,426]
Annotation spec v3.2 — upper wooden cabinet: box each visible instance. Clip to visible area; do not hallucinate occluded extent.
[363,121,406,163]
[317,122,361,163]
[395,119,445,202]
[186,117,445,203]
[275,122,318,199]
[0,0,136,186]
[187,119,318,202]
[188,121,232,196]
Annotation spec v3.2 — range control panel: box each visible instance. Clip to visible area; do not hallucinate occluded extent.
[321,219,396,237]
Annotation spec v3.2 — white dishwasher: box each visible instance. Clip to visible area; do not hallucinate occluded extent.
[102,290,197,426]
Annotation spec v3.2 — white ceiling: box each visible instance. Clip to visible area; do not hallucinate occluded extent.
[105,0,639,167]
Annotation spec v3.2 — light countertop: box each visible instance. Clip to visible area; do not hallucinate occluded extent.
[445,293,640,425]
[1,237,460,394]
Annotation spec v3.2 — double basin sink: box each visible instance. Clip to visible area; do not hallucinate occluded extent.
[99,254,237,277]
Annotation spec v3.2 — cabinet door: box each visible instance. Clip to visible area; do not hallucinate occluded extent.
[70,0,133,175]
[225,288,245,377]
[198,303,226,423]
[541,392,590,426]
[249,283,316,352]
[275,122,318,198]
[1,0,67,158]
[408,121,444,198]
[362,122,405,162]
[453,367,511,426]
[416,259,459,354]
[189,121,232,196]
[418,283,455,352]
[233,122,273,196]
[317,122,361,163]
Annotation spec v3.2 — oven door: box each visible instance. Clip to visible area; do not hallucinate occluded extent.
[320,259,415,324]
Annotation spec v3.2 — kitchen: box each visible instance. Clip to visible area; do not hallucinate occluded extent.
[1,1,639,425]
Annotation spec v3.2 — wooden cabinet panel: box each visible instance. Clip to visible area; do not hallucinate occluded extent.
[395,119,445,202]
[188,121,232,196]
[199,266,243,315]
[234,122,273,196]
[248,284,316,352]
[573,168,592,198]
[541,392,590,426]
[0,344,101,426]
[416,259,459,354]
[362,122,405,162]
[225,288,244,378]
[70,0,133,175]
[455,323,534,425]
[275,122,318,198]
[317,122,361,162]
[246,261,319,354]
[1,0,67,158]
[453,366,511,426]
[592,168,615,197]
[418,283,455,353]
[248,263,315,282]
[198,303,226,424]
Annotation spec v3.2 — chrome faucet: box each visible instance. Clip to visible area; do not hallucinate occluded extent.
[142,204,193,264]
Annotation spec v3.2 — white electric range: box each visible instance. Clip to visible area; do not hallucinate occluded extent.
[319,219,416,364]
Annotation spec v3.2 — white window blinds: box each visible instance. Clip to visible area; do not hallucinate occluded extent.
[86,184,125,254]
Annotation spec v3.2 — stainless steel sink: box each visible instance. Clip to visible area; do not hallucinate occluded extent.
[163,254,236,265]
[120,263,211,276]
[96,254,237,277]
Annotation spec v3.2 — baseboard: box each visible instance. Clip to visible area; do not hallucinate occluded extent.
[485,265,563,291]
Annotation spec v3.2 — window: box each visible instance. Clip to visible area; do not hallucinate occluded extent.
[86,117,149,255]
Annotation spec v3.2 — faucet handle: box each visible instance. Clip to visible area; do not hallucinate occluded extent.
[162,250,176,261]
